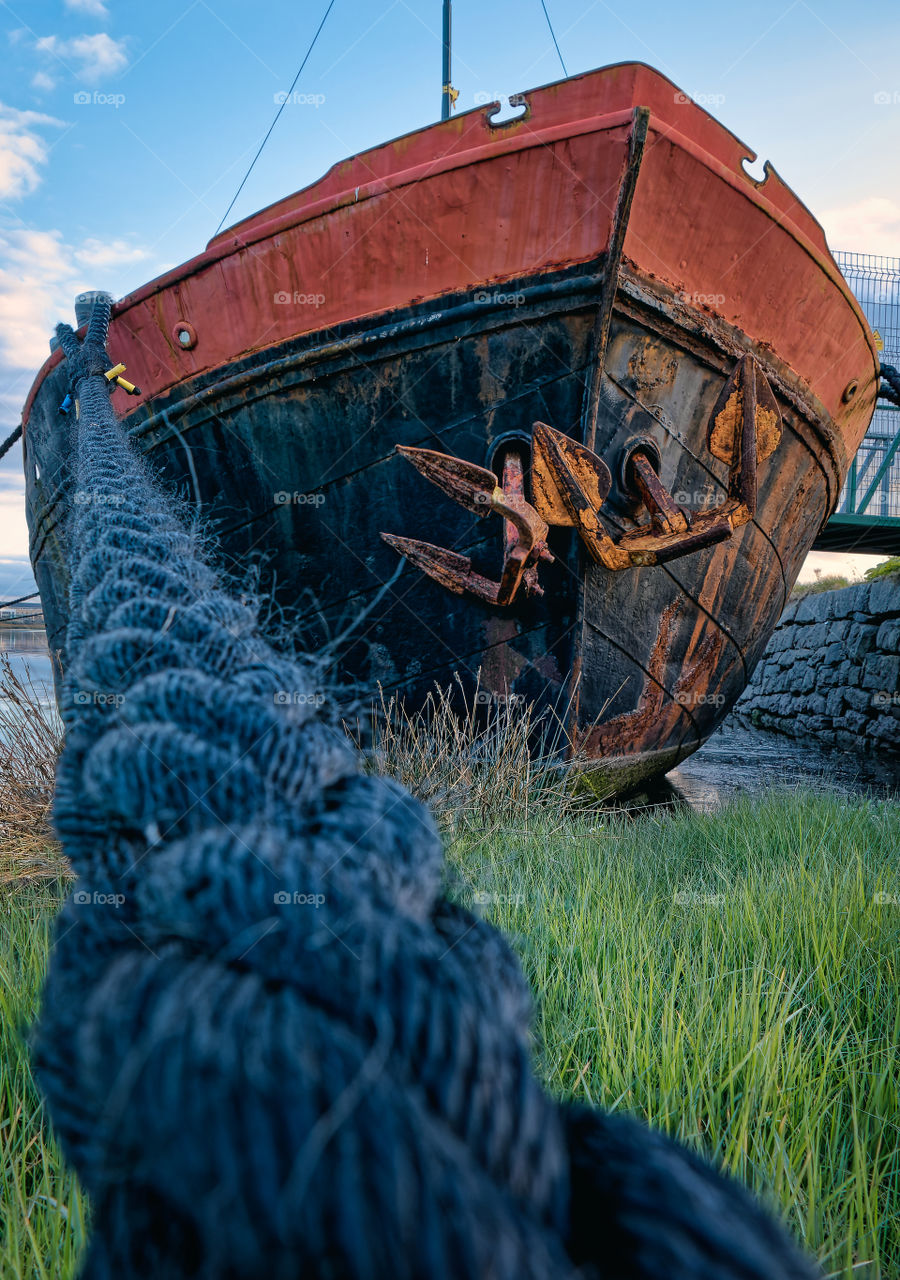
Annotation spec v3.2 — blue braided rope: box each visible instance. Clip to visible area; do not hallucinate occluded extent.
[32,307,820,1279]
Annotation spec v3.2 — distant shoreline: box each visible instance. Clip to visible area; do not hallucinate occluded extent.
[0,629,51,668]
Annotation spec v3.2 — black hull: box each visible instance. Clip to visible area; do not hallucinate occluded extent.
[24,263,839,792]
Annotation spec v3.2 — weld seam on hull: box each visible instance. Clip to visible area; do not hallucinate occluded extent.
[138,359,588,497]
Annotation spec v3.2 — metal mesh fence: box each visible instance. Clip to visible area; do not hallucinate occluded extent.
[833,252,900,520]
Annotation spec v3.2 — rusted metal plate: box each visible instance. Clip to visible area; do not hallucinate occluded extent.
[708,356,781,467]
[532,421,611,526]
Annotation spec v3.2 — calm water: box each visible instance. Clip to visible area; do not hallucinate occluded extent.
[0,627,55,694]
[668,719,900,807]
[3,632,897,807]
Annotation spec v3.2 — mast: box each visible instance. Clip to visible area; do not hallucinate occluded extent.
[441,0,452,121]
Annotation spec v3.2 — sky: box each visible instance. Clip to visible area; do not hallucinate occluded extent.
[2,0,899,601]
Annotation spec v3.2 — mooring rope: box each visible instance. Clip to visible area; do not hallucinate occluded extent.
[878,362,900,407]
[33,301,818,1278]
[0,422,22,463]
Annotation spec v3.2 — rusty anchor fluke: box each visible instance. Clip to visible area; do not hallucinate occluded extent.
[528,355,781,570]
[381,445,553,606]
[382,354,782,604]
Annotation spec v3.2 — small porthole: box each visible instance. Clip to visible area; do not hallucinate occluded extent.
[173,321,197,351]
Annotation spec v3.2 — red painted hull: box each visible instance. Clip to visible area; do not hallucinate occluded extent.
[23,62,876,450]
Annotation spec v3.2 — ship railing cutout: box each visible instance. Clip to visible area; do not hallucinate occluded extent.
[382,352,783,602]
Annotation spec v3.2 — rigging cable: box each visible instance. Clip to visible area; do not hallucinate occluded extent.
[214,0,338,237]
[539,0,568,78]
[0,590,40,609]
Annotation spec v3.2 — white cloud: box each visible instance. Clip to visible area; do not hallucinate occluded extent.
[35,32,127,82]
[64,0,110,16]
[0,227,153,435]
[0,222,149,563]
[0,494,31,562]
[0,226,97,558]
[820,198,900,259]
[0,553,37,598]
[0,229,81,389]
[31,71,57,92]
[0,224,163,561]
[0,102,65,200]
[74,237,149,271]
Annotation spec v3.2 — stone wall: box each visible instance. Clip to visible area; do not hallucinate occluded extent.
[735,575,900,753]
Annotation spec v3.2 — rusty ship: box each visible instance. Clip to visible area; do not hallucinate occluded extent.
[21,61,878,793]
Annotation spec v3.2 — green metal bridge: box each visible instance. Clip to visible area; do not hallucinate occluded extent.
[815,252,900,554]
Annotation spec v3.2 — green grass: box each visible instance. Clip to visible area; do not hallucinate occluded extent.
[447,788,900,1279]
[791,574,851,597]
[865,557,900,583]
[0,881,87,1278]
[1,789,899,1277]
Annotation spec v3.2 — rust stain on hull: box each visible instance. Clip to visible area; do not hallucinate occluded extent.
[578,602,727,759]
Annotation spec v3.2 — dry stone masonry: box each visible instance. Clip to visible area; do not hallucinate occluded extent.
[735,575,900,753]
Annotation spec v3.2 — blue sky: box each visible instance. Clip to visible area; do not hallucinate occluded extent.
[2,0,899,599]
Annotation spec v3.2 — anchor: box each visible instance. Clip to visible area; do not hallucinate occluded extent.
[382,354,782,603]
[381,445,553,606]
